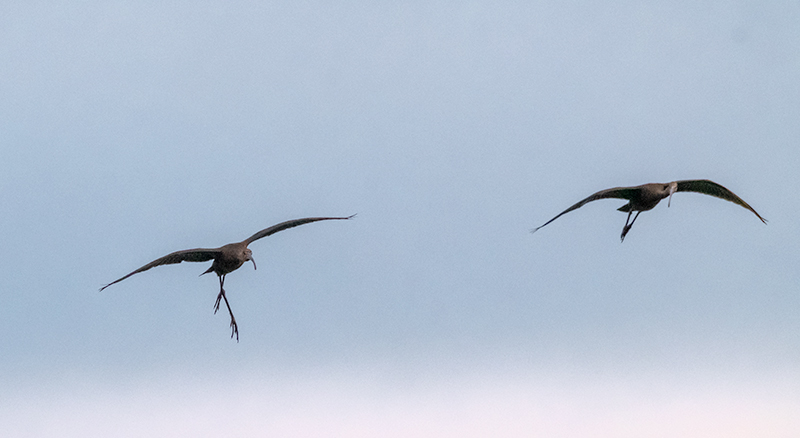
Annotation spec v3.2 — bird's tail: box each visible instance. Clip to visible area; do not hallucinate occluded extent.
[200,265,214,276]
[617,203,632,212]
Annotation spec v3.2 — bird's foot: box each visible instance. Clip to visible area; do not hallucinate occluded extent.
[620,226,631,242]
[213,290,224,314]
[230,318,239,342]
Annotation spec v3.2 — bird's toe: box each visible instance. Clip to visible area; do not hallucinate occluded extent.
[230,320,239,341]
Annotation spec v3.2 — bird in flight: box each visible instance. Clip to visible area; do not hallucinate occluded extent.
[100,215,355,341]
[531,179,765,242]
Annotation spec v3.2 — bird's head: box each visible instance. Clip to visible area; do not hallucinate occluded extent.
[667,181,678,207]
[244,248,256,270]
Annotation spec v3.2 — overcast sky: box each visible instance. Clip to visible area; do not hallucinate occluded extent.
[2,1,799,436]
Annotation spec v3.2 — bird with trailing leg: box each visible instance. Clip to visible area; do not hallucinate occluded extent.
[531,180,765,242]
[100,215,355,341]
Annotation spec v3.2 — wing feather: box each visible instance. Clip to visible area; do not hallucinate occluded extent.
[244,215,355,245]
[100,248,221,291]
[531,186,640,233]
[675,179,766,223]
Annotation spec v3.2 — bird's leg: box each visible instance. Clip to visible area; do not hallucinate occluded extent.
[213,275,239,341]
[621,211,641,242]
[219,291,239,342]
[620,210,633,242]
[213,275,225,314]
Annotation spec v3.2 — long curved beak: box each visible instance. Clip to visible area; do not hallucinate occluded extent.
[668,182,678,207]
[250,257,257,270]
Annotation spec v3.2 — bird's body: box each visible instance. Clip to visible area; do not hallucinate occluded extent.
[201,243,252,277]
[532,179,765,241]
[615,183,671,212]
[100,215,355,340]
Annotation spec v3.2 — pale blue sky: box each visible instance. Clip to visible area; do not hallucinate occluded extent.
[2,1,799,436]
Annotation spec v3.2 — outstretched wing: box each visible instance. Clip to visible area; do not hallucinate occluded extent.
[531,186,640,233]
[244,215,356,245]
[675,179,766,224]
[100,248,221,291]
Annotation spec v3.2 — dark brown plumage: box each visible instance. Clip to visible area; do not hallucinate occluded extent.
[100,215,355,340]
[532,179,765,241]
